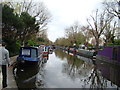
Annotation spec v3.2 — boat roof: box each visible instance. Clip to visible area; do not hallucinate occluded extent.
[105,45,120,47]
[20,46,39,49]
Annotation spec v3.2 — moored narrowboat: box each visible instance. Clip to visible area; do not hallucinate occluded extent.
[42,45,49,56]
[77,49,96,58]
[96,45,120,66]
[68,46,78,53]
[16,46,43,67]
[77,45,96,58]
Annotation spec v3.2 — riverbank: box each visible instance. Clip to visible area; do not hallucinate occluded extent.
[0,56,18,89]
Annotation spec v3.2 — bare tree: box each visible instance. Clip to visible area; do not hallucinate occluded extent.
[87,9,114,52]
[81,25,93,43]
[103,0,120,19]
[103,21,117,46]
[103,0,120,39]
[65,22,85,46]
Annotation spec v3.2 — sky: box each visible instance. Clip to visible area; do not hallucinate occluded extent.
[39,0,104,42]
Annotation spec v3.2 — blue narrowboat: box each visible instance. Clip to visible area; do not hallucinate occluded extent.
[16,46,43,67]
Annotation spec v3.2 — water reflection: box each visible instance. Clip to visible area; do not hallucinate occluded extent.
[96,60,120,88]
[54,49,120,88]
[14,49,120,89]
[37,50,95,88]
[36,60,46,88]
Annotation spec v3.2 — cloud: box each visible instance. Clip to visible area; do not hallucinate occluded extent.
[40,0,103,42]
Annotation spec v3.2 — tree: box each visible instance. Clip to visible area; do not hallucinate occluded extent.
[54,37,68,46]
[103,0,120,39]
[81,25,93,43]
[103,0,120,19]
[2,4,23,41]
[2,3,40,45]
[19,12,39,45]
[2,4,24,56]
[2,0,51,45]
[2,4,50,55]
[65,22,85,46]
[7,0,51,33]
[87,9,114,52]
[103,21,117,46]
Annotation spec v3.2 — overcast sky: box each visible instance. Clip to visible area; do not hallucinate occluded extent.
[39,0,104,42]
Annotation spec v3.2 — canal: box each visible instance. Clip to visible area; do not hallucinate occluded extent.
[14,49,120,89]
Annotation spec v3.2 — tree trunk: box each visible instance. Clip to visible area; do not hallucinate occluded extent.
[95,38,99,53]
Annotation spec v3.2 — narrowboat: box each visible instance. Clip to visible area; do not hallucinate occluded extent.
[96,45,120,66]
[77,49,96,58]
[49,46,53,54]
[77,45,96,58]
[52,44,56,49]
[42,45,49,56]
[14,64,39,88]
[16,46,43,67]
[68,46,78,54]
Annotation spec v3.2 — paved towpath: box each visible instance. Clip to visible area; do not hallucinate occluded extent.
[0,56,18,89]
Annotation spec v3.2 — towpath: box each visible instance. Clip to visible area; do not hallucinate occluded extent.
[0,56,18,89]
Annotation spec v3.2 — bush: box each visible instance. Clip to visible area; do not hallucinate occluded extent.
[8,41,21,57]
[108,39,120,46]
[114,39,120,45]
[3,38,21,57]
[37,37,45,42]
[107,39,120,46]
[26,40,36,46]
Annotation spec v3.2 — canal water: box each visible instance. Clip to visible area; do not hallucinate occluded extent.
[14,49,120,89]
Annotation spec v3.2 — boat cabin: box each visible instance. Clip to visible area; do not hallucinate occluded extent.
[17,46,43,65]
[96,45,120,65]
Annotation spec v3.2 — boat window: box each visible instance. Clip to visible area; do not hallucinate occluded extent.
[45,47,47,51]
[112,47,117,60]
[31,49,37,58]
[22,49,30,56]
